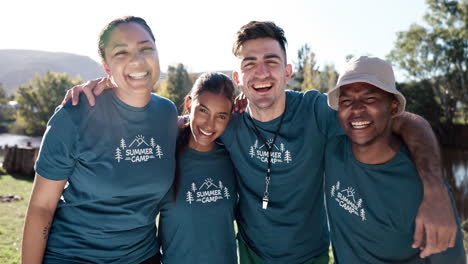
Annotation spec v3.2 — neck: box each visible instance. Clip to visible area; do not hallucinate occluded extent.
[248,94,286,122]
[113,88,151,108]
[351,135,401,165]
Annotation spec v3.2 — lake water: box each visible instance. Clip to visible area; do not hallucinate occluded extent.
[0,133,466,220]
[0,133,42,148]
[442,147,468,221]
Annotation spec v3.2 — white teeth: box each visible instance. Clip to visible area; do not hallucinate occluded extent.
[351,121,371,128]
[200,128,213,136]
[253,83,272,89]
[129,72,148,79]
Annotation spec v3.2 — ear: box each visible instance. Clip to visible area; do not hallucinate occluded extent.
[184,95,192,113]
[102,61,111,75]
[232,71,240,86]
[284,64,293,83]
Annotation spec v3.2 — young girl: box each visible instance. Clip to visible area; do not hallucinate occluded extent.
[157,72,238,264]
[21,16,177,264]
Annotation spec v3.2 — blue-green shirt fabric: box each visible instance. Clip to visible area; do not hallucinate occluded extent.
[220,90,342,264]
[325,136,466,264]
[35,90,178,264]
[158,144,238,264]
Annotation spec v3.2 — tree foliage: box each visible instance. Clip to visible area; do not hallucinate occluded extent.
[292,44,320,92]
[14,72,81,135]
[292,44,338,93]
[397,80,443,126]
[158,63,192,114]
[0,85,15,132]
[388,0,467,124]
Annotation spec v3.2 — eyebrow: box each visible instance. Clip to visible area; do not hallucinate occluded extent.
[242,53,282,63]
[111,40,152,50]
[264,54,282,60]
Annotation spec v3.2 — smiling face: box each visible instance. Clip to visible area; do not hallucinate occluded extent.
[232,38,292,120]
[187,91,232,152]
[102,22,160,98]
[338,82,399,147]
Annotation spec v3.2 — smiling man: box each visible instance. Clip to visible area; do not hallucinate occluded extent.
[324,56,466,263]
[219,22,458,264]
[63,20,460,264]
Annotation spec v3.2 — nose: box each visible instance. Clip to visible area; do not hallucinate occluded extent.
[350,100,365,113]
[129,52,144,65]
[203,115,215,131]
[255,62,270,79]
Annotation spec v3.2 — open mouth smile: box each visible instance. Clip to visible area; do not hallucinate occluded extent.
[350,121,372,129]
[199,128,214,136]
[252,82,273,92]
[128,72,149,80]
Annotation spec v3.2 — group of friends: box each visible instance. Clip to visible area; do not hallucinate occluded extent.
[21,16,466,264]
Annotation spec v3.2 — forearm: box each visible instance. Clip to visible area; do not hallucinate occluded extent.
[21,204,55,264]
[392,112,445,190]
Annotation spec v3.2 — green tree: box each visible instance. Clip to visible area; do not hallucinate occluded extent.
[160,63,192,114]
[397,80,443,126]
[319,64,338,93]
[14,72,81,135]
[0,85,16,132]
[388,0,467,124]
[292,44,320,92]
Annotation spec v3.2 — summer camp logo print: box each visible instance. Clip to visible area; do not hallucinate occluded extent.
[248,139,292,164]
[330,181,366,221]
[114,135,163,163]
[186,178,231,205]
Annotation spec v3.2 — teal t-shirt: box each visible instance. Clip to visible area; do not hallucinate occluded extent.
[35,90,178,264]
[220,90,342,264]
[158,144,238,264]
[324,136,466,264]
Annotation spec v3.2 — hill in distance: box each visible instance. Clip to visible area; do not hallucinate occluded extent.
[0,49,106,96]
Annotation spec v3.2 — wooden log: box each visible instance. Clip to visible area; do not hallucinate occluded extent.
[3,146,39,177]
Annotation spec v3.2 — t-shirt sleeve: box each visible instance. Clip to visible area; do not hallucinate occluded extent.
[314,93,344,138]
[34,107,78,181]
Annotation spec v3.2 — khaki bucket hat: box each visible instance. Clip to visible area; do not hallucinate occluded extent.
[327,56,406,115]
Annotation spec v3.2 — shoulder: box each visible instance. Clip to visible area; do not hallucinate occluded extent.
[391,142,417,168]
[285,89,327,109]
[150,93,177,114]
[286,89,323,99]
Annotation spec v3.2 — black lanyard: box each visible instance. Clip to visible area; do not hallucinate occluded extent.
[248,105,287,209]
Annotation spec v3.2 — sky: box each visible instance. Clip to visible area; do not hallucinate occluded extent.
[2,0,428,82]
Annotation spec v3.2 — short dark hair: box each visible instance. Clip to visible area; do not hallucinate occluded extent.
[98,16,155,61]
[232,21,288,60]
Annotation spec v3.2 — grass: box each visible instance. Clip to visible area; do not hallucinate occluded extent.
[0,171,466,263]
[0,171,33,264]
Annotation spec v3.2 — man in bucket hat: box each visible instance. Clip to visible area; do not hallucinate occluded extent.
[63,22,458,263]
[325,56,466,263]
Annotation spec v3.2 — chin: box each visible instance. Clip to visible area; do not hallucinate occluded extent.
[350,137,375,147]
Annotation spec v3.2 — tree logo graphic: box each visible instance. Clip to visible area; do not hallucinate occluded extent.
[115,135,164,163]
[186,191,194,204]
[185,178,231,205]
[331,181,366,221]
[248,138,293,164]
